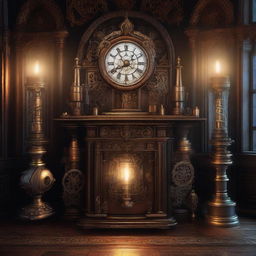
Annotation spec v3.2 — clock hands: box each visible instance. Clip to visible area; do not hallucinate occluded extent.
[108,44,145,86]
[110,65,122,74]
[110,59,131,74]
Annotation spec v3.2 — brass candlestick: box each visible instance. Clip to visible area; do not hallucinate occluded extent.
[207,75,239,227]
[20,73,55,220]
[172,57,185,115]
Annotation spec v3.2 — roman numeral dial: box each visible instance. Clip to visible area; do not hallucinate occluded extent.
[104,41,148,87]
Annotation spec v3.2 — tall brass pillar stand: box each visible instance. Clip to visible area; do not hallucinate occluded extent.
[207,76,239,227]
[20,75,55,220]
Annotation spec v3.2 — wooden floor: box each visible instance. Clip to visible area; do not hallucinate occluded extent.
[0,218,256,256]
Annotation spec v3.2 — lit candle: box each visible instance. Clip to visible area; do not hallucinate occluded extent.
[28,60,44,84]
[122,164,130,185]
[215,60,221,75]
[33,61,40,76]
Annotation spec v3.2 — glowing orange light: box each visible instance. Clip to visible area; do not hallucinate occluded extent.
[33,61,40,75]
[215,60,221,74]
[122,164,130,184]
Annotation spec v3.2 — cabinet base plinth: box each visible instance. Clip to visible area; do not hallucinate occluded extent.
[207,200,239,227]
[78,217,177,229]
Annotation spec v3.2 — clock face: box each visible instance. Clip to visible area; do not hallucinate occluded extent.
[104,41,148,87]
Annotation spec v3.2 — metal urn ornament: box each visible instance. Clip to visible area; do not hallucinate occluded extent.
[20,167,55,220]
[20,61,55,220]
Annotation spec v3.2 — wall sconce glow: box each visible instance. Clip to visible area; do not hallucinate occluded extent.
[215,60,221,74]
[33,61,40,75]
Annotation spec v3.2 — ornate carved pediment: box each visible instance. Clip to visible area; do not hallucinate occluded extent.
[97,18,156,59]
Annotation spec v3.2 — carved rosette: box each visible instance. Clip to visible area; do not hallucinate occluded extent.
[62,169,84,208]
[170,160,195,212]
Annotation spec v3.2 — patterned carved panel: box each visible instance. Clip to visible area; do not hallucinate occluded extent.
[99,126,154,139]
[66,0,184,26]
[62,168,84,208]
[140,0,183,25]
[97,141,158,152]
[113,0,136,10]
[66,0,108,26]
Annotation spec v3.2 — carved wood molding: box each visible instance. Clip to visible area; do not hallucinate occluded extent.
[186,24,256,44]
[67,0,109,26]
[140,0,183,25]
[14,31,69,48]
[77,11,174,63]
[66,0,183,26]
[190,0,234,27]
[16,0,65,31]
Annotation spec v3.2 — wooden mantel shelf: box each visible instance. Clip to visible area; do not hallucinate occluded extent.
[55,114,206,122]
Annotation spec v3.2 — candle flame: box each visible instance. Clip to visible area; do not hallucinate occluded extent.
[34,61,40,75]
[123,164,130,184]
[215,60,221,74]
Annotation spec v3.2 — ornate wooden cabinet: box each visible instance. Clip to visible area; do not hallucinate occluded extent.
[57,116,204,228]
[57,13,205,228]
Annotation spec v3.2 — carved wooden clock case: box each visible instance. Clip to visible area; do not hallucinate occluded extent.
[58,12,203,229]
[98,18,155,92]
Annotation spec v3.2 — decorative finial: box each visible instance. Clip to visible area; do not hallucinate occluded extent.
[75,57,79,66]
[120,17,134,35]
[172,56,185,115]
[177,56,182,67]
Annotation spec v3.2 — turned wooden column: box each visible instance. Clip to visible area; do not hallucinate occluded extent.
[54,31,68,116]
[186,29,199,108]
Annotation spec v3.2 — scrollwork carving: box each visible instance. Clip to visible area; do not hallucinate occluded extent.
[171,161,194,187]
[85,40,100,65]
[113,0,136,10]
[99,126,154,139]
[147,71,168,94]
[66,0,108,26]
[121,92,138,109]
[141,0,184,25]
[62,169,84,208]
[146,71,169,104]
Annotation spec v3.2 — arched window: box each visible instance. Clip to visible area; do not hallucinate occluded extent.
[241,0,256,151]
[252,0,256,22]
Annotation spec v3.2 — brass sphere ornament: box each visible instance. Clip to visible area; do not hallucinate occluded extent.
[20,166,55,220]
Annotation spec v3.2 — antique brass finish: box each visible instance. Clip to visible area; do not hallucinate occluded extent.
[207,76,239,227]
[70,58,83,115]
[172,57,185,115]
[20,77,55,220]
[177,125,192,155]
[62,134,84,219]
